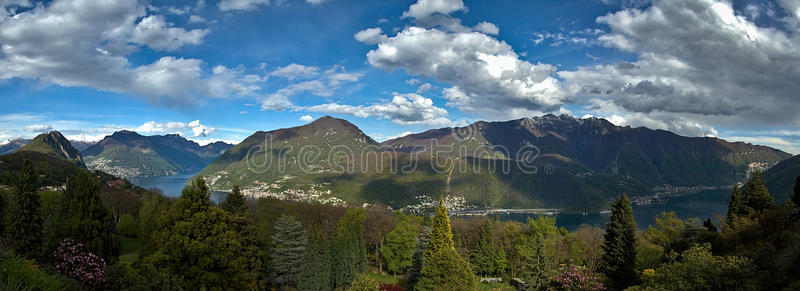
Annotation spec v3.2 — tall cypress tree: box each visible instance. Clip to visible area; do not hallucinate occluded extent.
[47,170,119,262]
[299,235,332,291]
[741,171,773,212]
[600,195,637,289]
[8,160,43,258]
[727,185,744,221]
[331,208,368,289]
[417,196,477,290]
[221,185,247,215]
[792,175,800,206]
[270,214,307,288]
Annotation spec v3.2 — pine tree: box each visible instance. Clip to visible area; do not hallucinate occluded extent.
[792,175,800,206]
[407,226,430,290]
[47,170,119,262]
[299,236,332,291]
[8,160,43,258]
[471,220,507,277]
[221,185,247,215]
[726,186,744,221]
[380,217,418,274]
[332,208,368,289]
[517,232,549,290]
[741,171,773,212]
[270,214,308,287]
[600,194,637,289]
[416,196,477,290]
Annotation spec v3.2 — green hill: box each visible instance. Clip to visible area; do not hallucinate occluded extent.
[14,131,85,169]
[763,154,800,203]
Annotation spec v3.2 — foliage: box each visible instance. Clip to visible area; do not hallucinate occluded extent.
[52,238,106,288]
[298,236,332,291]
[549,265,605,290]
[741,171,774,212]
[7,160,43,258]
[645,211,683,248]
[417,196,477,290]
[270,214,307,287]
[380,217,418,274]
[117,213,139,238]
[103,263,148,291]
[728,186,744,221]
[406,226,430,289]
[220,185,247,215]
[142,177,262,290]
[332,207,368,289]
[137,190,171,257]
[517,231,550,290]
[471,220,508,276]
[347,273,381,291]
[640,243,756,290]
[599,195,637,289]
[792,175,800,206]
[48,170,120,262]
[0,251,63,290]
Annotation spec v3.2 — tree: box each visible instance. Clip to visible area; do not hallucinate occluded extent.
[406,225,430,289]
[416,196,477,290]
[741,171,773,212]
[7,160,43,258]
[380,217,418,274]
[221,185,247,215]
[117,213,139,238]
[270,214,307,287]
[646,211,684,248]
[727,186,744,221]
[347,273,380,291]
[47,170,119,262]
[792,175,800,206]
[641,244,755,290]
[517,232,550,290]
[138,189,171,257]
[471,220,507,277]
[364,208,395,274]
[299,236,332,291]
[332,208,368,289]
[143,177,262,289]
[599,195,637,289]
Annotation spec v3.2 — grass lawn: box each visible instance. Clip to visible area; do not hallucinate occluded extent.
[119,237,141,262]
[479,281,515,291]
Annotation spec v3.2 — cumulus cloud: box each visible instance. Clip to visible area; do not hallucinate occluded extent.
[354,27,387,45]
[560,0,800,128]
[402,0,465,19]
[299,115,314,122]
[300,93,454,126]
[135,120,216,137]
[473,21,499,35]
[365,26,566,119]
[23,124,52,132]
[218,0,270,11]
[270,63,320,80]
[0,0,256,107]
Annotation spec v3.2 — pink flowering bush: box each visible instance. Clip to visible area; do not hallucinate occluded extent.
[550,265,605,290]
[52,238,106,287]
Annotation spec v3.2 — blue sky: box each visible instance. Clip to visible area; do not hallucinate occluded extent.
[1,0,799,154]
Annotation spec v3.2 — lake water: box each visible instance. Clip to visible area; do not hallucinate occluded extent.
[498,189,732,231]
[128,173,228,204]
[129,173,731,231]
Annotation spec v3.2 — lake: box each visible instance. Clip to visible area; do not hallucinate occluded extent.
[129,173,731,231]
[128,173,228,204]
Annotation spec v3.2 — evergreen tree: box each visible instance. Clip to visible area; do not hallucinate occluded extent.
[332,208,368,289]
[270,214,307,287]
[727,186,744,221]
[416,196,477,290]
[8,160,43,258]
[792,175,800,206]
[471,220,507,276]
[741,171,773,212]
[143,177,262,289]
[600,195,637,289]
[299,236,332,291]
[380,217,418,274]
[347,273,380,291]
[221,185,247,215]
[407,226,431,290]
[517,232,549,290]
[47,170,119,262]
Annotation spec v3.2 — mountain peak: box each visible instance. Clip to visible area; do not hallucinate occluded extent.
[16,130,86,168]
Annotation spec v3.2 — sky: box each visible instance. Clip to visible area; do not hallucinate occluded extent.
[0,0,799,154]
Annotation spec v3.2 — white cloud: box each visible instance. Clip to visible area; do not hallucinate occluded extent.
[473,21,498,35]
[134,120,216,137]
[270,63,320,80]
[23,124,52,132]
[299,115,314,122]
[188,15,207,23]
[218,0,270,11]
[131,15,209,51]
[354,27,388,45]
[300,93,454,126]
[402,0,465,19]
[365,26,566,119]
[262,64,362,111]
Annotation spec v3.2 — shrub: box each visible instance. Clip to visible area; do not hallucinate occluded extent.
[52,238,106,288]
[117,213,139,238]
[0,252,63,290]
[550,265,605,290]
[348,273,380,291]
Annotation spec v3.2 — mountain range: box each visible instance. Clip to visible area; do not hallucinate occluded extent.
[763,154,800,203]
[195,115,792,211]
[82,131,233,178]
